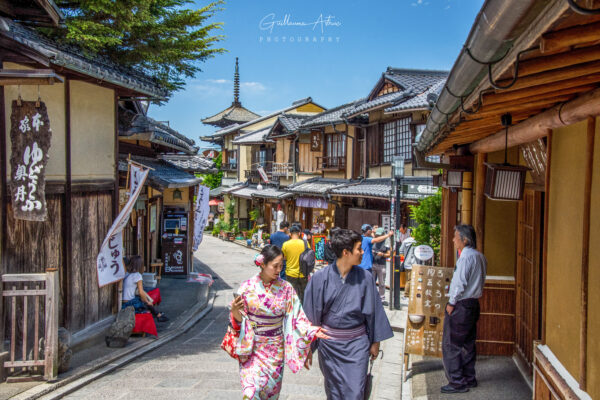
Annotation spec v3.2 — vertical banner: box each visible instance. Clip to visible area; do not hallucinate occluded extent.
[9,101,52,221]
[193,185,210,251]
[97,164,149,287]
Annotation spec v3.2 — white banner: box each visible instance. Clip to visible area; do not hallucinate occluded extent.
[257,166,269,183]
[193,185,210,251]
[96,164,149,287]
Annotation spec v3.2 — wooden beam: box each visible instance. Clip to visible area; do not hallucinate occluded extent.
[518,45,600,78]
[32,0,62,26]
[483,74,600,106]
[494,60,600,93]
[0,68,6,354]
[579,116,595,391]
[541,21,600,53]
[475,153,486,252]
[470,87,600,153]
[470,94,576,119]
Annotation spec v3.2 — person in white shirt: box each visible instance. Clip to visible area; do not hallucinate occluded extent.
[122,256,168,322]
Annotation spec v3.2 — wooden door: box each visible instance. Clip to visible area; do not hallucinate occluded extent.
[515,188,543,375]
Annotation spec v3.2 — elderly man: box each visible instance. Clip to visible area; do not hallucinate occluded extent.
[441,224,487,394]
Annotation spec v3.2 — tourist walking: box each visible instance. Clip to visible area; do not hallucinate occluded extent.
[441,224,487,394]
[270,221,290,279]
[372,227,390,303]
[229,245,328,399]
[303,229,393,399]
[282,225,310,303]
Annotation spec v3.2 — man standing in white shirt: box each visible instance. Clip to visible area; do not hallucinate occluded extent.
[441,224,487,394]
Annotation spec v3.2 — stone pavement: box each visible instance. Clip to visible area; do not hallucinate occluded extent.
[58,235,407,400]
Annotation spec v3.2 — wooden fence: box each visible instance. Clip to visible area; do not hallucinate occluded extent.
[2,271,58,381]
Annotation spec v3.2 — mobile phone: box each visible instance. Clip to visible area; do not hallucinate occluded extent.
[233,292,241,300]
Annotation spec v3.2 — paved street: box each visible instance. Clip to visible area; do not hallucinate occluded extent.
[61,236,405,400]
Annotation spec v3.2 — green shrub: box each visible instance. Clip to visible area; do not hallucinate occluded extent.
[409,189,442,262]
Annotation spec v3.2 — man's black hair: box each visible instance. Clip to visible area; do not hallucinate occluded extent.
[289,224,301,234]
[279,221,289,229]
[331,229,363,258]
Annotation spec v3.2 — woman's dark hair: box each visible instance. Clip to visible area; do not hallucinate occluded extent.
[260,245,283,265]
[126,255,143,273]
[331,229,362,258]
[454,224,476,248]
[330,227,341,238]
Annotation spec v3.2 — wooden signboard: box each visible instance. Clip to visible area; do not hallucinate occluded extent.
[310,131,321,152]
[9,100,52,221]
[404,264,454,357]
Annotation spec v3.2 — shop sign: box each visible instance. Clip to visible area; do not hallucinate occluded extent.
[414,245,434,261]
[311,131,321,151]
[9,101,52,221]
[193,185,210,251]
[296,196,328,209]
[217,201,225,213]
[257,166,269,183]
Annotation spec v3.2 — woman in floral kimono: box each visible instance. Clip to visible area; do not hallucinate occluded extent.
[230,245,327,399]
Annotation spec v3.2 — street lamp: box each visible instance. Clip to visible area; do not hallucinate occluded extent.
[390,156,404,310]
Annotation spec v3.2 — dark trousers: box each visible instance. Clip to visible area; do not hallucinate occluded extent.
[286,275,308,304]
[442,298,480,388]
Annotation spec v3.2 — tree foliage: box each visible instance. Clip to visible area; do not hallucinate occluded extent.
[198,152,223,189]
[44,0,225,97]
[409,190,442,260]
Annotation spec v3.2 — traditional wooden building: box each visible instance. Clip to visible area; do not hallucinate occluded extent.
[0,11,167,338]
[416,1,600,398]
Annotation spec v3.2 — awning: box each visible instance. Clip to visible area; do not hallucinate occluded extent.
[118,155,202,191]
[329,177,436,201]
[286,177,349,196]
[209,199,220,206]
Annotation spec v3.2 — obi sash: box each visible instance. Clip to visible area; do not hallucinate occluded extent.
[247,313,284,337]
[322,324,367,341]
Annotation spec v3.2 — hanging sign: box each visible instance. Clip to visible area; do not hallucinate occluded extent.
[296,197,328,209]
[414,245,434,261]
[257,166,269,183]
[311,131,322,151]
[9,101,52,221]
[97,164,149,287]
[193,185,210,251]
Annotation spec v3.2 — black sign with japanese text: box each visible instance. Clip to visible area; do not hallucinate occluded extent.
[9,101,51,221]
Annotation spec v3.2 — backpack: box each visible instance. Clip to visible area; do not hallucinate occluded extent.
[323,243,336,264]
[299,240,316,277]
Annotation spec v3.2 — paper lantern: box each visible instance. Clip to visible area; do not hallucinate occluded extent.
[484,163,529,201]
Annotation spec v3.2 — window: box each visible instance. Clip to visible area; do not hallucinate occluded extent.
[228,150,237,167]
[326,133,345,158]
[382,117,412,163]
[367,124,381,165]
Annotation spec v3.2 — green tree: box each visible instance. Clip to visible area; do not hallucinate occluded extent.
[409,190,442,260]
[45,0,225,96]
[198,152,223,190]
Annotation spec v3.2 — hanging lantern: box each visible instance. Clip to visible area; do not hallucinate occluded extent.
[483,113,530,201]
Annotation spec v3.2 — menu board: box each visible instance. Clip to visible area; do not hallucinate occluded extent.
[404,264,454,357]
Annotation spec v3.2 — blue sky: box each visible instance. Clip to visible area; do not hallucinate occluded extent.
[148,0,484,149]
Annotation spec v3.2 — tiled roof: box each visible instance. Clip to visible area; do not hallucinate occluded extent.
[202,97,324,140]
[301,99,366,128]
[228,185,292,200]
[232,127,273,144]
[119,107,198,154]
[279,114,312,132]
[385,80,446,113]
[347,90,413,115]
[159,154,216,173]
[286,177,349,196]
[330,179,391,198]
[383,68,449,93]
[1,18,166,98]
[202,104,261,128]
[118,155,202,190]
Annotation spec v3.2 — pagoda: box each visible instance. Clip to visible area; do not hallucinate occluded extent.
[201,58,260,128]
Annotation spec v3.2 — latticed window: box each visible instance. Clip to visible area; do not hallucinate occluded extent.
[326,133,345,158]
[383,117,412,163]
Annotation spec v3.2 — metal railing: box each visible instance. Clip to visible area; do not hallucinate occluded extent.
[272,162,294,177]
[317,156,346,170]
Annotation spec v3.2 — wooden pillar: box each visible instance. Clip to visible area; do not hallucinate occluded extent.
[579,116,595,391]
[474,154,487,252]
[542,130,552,344]
[0,72,6,354]
[63,79,72,328]
[461,172,473,225]
[441,188,458,267]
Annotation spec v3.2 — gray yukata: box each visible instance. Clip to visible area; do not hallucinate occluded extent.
[303,262,394,400]
[442,246,487,389]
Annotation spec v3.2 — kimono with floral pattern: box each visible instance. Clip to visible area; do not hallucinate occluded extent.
[234,274,318,399]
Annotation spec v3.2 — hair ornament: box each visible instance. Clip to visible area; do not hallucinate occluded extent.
[254,253,265,266]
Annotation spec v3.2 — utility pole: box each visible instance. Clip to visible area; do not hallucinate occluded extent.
[391,156,404,310]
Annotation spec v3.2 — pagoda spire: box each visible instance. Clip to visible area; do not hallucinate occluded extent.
[233,57,240,106]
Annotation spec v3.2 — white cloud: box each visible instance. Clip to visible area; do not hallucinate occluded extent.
[241,82,266,92]
[206,78,230,84]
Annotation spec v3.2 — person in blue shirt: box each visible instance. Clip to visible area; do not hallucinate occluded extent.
[270,221,290,279]
[356,224,392,273]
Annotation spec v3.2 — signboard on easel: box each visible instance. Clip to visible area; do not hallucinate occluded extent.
[404,264,454,357]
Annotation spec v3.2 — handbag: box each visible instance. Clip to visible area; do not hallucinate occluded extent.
[220,323,240,360]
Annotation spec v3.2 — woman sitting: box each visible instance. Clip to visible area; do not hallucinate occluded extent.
[122,256,168,322]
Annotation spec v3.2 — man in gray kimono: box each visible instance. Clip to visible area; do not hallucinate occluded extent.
[303,229,394,400]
